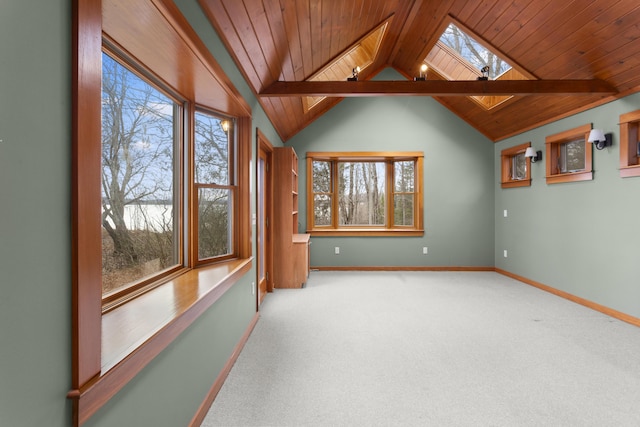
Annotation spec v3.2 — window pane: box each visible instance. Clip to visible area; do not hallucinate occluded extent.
[101,53,179,296]
[198,187,232,259]
[338,162,385,226]
[314,194,332,226]
[394,161,414,192]
[439,23,511,78]
[194,112,230,185]
[561,139,585,173]
[512,152,526,180]
[394,194,414,226]
[312,160,331,192]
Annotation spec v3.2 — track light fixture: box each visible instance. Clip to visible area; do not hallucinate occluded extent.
[347,66,360,81]
[414,63,428,81]
[477,66,490,81]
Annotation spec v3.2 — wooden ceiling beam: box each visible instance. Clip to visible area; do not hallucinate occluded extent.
[260,79,617,97]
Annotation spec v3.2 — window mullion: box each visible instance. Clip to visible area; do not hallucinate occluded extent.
[387,161,394,228]
[331,160,338,228]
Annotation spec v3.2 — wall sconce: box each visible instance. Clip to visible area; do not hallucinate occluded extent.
[347,66,360,81]
[477,66,490,81]
[413,64,428,81]
[220,120,230,133]
[524,147,542,163]
[587,129,612,150]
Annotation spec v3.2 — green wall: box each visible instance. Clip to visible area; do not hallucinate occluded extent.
[0,1,72,426]
[288,68,496,268]
[1,1,638,426]
[0,1,281,426]
[495,93,640,318]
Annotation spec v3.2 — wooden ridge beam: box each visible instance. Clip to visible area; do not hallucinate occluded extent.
[260,79,617,97]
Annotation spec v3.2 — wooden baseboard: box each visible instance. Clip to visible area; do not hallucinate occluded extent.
[496,268,640,328]
[189,312,260,427]
[311,266,494,271]
[312,266,640,328]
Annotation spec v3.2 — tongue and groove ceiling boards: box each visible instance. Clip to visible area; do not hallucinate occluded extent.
[198,0,640,142]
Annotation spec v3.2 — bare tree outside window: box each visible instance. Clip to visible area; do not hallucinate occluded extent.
[308,153,423,233]
[560,139,586,173]
[338,162,385,226]
[101,53,179,295]
[194,111,234,260]
[439,23,511,79]
[312,160,332,226]
[394,161,415,226]
[511,153,527,180]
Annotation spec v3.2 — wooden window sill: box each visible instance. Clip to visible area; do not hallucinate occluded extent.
[545,170,593,184]
[620,164,640,178]
[69,258,252,426]
[501,178,531,188]
[308,228,424,237]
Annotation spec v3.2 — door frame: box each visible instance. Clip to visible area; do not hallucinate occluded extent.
[256,129,274,305]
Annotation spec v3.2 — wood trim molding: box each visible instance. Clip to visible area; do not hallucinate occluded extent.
[189,312,260,427]
[312,266,495,271]
[71,0,103,403]
[500,142,531,188]
[69,259,252,425]
[311,266,640,329]
[545,123,593,184]
[619,109,640,178]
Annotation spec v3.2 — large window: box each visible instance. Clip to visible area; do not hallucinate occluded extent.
[307,152,424,236]
[545,124,593,184]
[194,110,235,262]
[101,52,183,302]
[72,2,252,424]
[100,52,244,307]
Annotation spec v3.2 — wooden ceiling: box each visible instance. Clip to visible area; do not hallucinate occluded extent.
[198,0,640,142]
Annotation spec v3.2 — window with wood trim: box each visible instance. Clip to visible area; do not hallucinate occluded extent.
[71,8,252,422]
[306,152,424,236]
[619,109,640,178]
[500,143,531,188]
[193,109,237,263]
[545,124,593,184]
[101,51,186,306]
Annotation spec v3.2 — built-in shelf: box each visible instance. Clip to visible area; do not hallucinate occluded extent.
[273,147,310,288]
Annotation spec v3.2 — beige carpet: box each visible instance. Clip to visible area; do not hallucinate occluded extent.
[202,271,640,426]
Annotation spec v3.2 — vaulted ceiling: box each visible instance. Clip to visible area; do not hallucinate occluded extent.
[198,0,640,142]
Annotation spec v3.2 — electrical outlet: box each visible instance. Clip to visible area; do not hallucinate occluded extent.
[422,247,428,254]
[503,249,508,258]
[503,209,508,218]
[251,281,255,295]
[334,247,340,254]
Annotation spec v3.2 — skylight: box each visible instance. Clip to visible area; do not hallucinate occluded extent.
[438,23,511,79]
[303,20,389,113]
[425,20,531,111]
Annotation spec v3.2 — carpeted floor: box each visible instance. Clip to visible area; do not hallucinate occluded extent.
[202,271,640,426]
